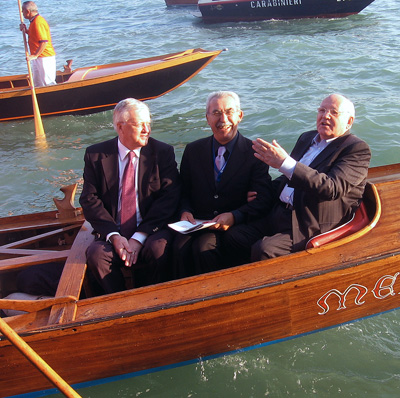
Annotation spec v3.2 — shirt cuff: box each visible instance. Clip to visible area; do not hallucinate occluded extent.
[278,156,297,180]
[106,231,148,246]
[132,231,148,245]
[106,231,120,242]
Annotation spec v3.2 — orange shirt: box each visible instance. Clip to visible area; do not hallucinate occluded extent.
[28,15,55,57]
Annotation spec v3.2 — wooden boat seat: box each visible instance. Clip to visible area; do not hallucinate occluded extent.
[48,221,93,325]
[306,201,369,249]
[0,81,13,90]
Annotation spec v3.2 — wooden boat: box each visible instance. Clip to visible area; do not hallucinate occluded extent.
[197,0,375,23]
[165,0,198,5]
[0,48,221,123]
[1,163,400,397]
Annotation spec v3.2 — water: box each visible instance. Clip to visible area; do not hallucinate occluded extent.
[1,0,400,396]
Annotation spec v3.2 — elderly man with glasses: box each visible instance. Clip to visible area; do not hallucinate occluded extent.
[79,98,181,293]
[172,91,274,277]
[225,93,371,262]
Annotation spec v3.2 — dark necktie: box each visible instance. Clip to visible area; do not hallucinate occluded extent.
[120,151,137,239]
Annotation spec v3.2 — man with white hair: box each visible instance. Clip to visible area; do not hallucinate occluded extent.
[80,98,180,293]
[225,94,371,261]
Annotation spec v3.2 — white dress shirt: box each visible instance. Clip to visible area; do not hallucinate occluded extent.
[279,133,337,206]
[106,140,148,245]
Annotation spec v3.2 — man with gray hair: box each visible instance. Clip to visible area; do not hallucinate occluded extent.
[173,91,274,277]
[80,98,180,293]
[225,93,371,261]
[20,1,56,86]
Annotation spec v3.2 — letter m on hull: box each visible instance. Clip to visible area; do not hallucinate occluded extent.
[317,284,368,315]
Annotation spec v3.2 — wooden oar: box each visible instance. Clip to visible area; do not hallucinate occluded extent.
[17,0,46,139]
[0,315,82,398]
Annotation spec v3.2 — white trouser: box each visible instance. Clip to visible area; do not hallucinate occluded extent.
[31,56,56,86]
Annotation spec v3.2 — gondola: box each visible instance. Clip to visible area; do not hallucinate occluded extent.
[197,0,375,24]
[0,48,221,123]
[0,163,399,397]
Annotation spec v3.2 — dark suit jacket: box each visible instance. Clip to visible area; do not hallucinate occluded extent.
[79,136,180,240]
[274,130,371,250]
[180,132,274,222]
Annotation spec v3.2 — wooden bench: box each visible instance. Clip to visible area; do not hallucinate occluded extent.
[48,221,94,325]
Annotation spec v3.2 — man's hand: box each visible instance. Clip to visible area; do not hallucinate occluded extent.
[26,54,38,62]
[247,191,257,202]
[210,212,234,231]
[181,211,196,224]
[110,234,143,267]
[253,138,288,169]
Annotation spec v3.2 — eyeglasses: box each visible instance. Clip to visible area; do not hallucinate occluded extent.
[209,109,239,117]
[317,108,348,117]
[123,121,151,129]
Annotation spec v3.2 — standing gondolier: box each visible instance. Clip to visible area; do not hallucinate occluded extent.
[19,1,56,86]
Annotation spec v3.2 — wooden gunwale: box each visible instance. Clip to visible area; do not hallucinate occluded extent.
[13,250,398,338]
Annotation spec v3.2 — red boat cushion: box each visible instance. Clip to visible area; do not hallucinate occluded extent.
[306,202,369,249]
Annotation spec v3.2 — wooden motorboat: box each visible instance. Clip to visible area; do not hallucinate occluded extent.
[197,0,375,23]
[0,48,221,123]
[165,0,198,5]
[1,163,400,397]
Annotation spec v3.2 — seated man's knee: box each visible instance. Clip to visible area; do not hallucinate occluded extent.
[142,230,171,262]
[86,240,113,266]
[251,233,293,261]
[192,232,217,254]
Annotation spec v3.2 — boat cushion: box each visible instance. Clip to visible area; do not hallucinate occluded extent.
[306,202,369,249]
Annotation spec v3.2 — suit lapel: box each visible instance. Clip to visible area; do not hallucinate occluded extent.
[291,131,316,161]
[137,140,153,210]
[309,133,350,169]
[198,136,217,191]
[101,137,119,218]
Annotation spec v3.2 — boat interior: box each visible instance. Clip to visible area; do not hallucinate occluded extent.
[0,68,73,90]
[0,167,385,322]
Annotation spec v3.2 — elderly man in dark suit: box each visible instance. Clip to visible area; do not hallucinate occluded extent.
[80,98,180,293]
[173,91,274,277]
[225,93,371,261]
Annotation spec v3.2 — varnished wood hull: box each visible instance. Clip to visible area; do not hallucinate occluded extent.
[0,163,399,397]
[0,48,221,123]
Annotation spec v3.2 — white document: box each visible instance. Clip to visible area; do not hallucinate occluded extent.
[168,220,216,234]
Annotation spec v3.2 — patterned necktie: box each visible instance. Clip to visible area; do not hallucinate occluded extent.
[120,151,137,239]
[215,146,226,171]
